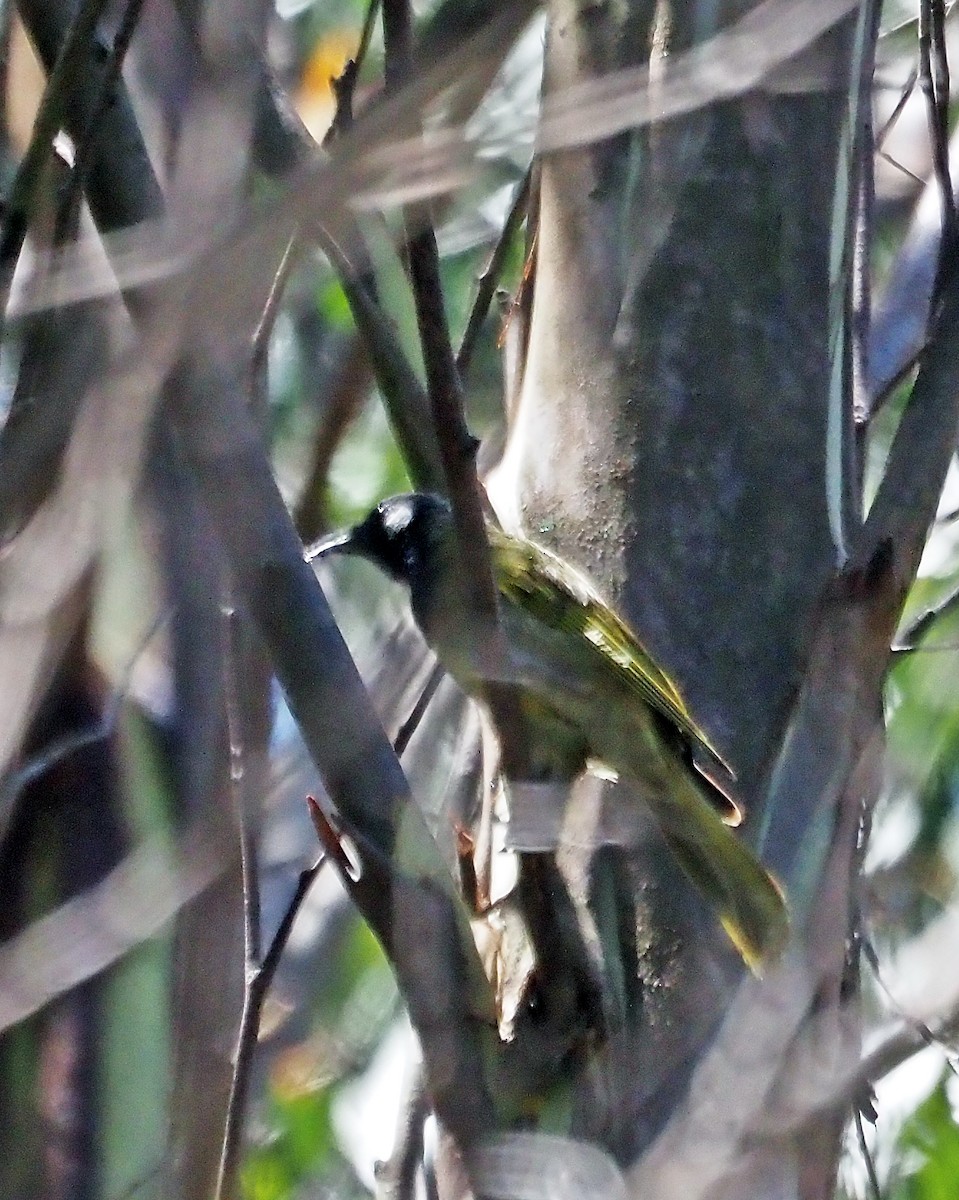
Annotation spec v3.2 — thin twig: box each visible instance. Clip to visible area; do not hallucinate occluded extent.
[324,0,382,145]
[876,148,925,187]
[892,579,959,650]
[221,599,261,965]
[381,0,529,779]
[456,168,531,380]
[214,853,326,1200]
[316,224,444,492]
[918,0,955,293]
[880,0,957,39]
[855,1109,882,1200]
[860,933,958,1077]
[876,67,918,150]
[252,238,300,377]
[375,1070,429,1200]
[355,0,381,75]
[393,661,445,758]
[251,235,302,422]
[294,335,372,541]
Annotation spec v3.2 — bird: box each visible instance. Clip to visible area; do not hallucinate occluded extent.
[307,492,787,972]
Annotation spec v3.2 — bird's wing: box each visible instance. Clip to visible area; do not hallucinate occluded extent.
[490,528,733,777]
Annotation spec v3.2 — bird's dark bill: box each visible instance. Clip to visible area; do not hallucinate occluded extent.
[305,530,355,562]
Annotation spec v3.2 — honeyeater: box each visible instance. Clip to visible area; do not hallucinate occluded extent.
[308,492,787,972]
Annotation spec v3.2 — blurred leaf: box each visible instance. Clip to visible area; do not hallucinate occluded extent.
[242,916,397,1197]
[278,1087,335,1175]
[313,912,389,1017]
[296,29,360,142]
[327,401,410,527]
[317,277,355,332]
[242,1144,296,1200]
[243,1087,334,1199]
[99,706,175,1199]
[0,1023,42,1197]
[889,1074,959,1200]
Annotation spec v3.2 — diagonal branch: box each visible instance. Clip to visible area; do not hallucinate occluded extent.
[53,0,151,244]
[316,224,445,492]
[250,54,448,493]
[169,369,501,1154]
[0,0,114,282]
[457,169,532,382]
[855,250,959,623]
[381,0,501,633]
[11,0,529,1166]
[380,0,532,791]
[892,579,959,650]
[918,0,955,288]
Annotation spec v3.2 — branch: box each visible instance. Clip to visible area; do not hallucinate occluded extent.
[214,845,327,1200]
[457,169,531,381]
[250,236,301,421]
[293,336,372,541]
[249,58,447,493]
[876,67,918,151]
[323,0,383,145]
[169,371,499,1152]
[53,0,151,244]
[892,580,959,651]
[316,225,445,492]
[0,0,114,284]
[375,1070,429,1200]
[854,1109,882,1200]
[918,0,955,288]
[382,0,499,623]
[381,0,532,782]
[14,0,164,240]
[854,251,959,619]
[308,798,497,1147]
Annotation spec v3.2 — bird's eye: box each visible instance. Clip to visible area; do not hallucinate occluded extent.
[522,972,547,1024]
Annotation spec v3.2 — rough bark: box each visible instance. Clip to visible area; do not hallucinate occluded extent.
[487,1,882,1193]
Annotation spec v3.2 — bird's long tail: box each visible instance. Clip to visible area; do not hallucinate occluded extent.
[647,776,788,974]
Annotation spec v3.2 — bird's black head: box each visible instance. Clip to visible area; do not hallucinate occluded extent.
[308,493,452,587]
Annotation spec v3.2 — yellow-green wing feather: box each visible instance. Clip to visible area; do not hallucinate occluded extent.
[490,528,730,773]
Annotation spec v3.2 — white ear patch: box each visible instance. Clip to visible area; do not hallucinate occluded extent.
[380,497,416,535]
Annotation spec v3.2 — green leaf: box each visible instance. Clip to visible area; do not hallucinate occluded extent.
[890,1073,959,1200]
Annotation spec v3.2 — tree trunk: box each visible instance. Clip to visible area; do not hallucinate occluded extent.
[488,2,881,1194]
